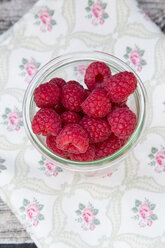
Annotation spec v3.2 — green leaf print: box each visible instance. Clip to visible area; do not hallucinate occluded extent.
[139,50,145,56]
[124,54,129,59]
[0,166,6,170]
[51,20,56,25]
[5,108,11,114]
[85,7,91,12]
[94,219,100,225]
[151,214,158,220]
[151,147,158,154]
[23,199,30,206]
[101,3,107,9]
[19,65,24,70]
[0,158,5,163]
[148,154,155,159]
[19,206,25,212]
[57,167,63,172]
[92,209,99,215]
[38,214,44,220]
[49,10,54,16]
[150,204,156,210]
[135,200,142,207]
[22,58,28,64]
[103,13,109,19]
[2,114,7,119]
[88,0,94,6]
[35,62,41,69]
[76,210,81,215]
[141,60,147,66]
[126,47,132,53]
[38,204,44,211]
[79,203,85,210]
[132,207,138,212]
[39,161,44,165]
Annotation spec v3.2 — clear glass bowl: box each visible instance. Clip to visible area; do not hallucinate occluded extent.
[23,51,148,175]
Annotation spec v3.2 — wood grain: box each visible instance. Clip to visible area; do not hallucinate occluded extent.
[0,0,165,244]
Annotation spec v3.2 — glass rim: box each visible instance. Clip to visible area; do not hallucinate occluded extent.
[23,51,148,172]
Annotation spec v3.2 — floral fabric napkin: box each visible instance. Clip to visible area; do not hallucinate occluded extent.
[0,0,165,247]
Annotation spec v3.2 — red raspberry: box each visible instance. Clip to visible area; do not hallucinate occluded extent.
[107,108,137,139]
[81,116,111,143]
[95,134,126,160]
[34,82,60,108]
[56,124,89,154]
[70,144,95,161]
[62,82,86,112]
[46,135,68,158]
[49,77,66,88]
[61,111,81,126]
[81,88,111,118]
[32,108,61,136]
[54,103,66,115]
[67,80,84,89]
[104,71,137,103]
[85,61,111,90]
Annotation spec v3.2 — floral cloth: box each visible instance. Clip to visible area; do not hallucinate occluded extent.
[0,0,165,247]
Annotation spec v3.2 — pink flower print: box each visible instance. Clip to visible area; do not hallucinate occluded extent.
[92,2,104,19]
[129,49,143,66]
[82,208,95,224]
[132,198,157,227]
[155,151,165,166]
[139,202,153,220]
[45,161,58,171]
[39,9,52,25]
[89,224,95,231]
[147,220,152,226]
[99,19,104,25]
[33,220,39,227]
[53,171,58,177]
[8,111,21,126]
[47,25,52,32]
[25,61,38,77]
[75,202,100,231]
[139,220,145,228]
[85,0,109,26]
[26,203,40,220]
[15,126,20,131]
[124,46,146,72]
[78,65,87,75]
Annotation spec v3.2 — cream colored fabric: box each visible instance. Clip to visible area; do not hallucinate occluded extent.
[0,0,165,247]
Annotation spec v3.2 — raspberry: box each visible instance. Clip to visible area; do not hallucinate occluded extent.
[46,135,68,158]
[54,103,66,115]
[70,144,95,161]
[104,71,137,103]
[67,80,84,89]
[56,124,89,154]
[107,107,137,139]
[61,111,81,126]
[95,134,126,160]
[81,88,111,118]
[34,82,60,108]
[85,61,111,90]
[49,77,66,88]
[32,108,61,136]
[81,115,111,143]
[62,82,86,112]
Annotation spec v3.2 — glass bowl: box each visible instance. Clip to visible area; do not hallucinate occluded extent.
[23,51,148,176]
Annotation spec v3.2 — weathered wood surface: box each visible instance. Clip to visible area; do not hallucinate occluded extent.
[0,0,165,245]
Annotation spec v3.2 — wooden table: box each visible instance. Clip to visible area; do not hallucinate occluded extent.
[0,0,165,246]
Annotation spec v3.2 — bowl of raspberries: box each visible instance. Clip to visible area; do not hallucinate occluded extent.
[23,51,148,174]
